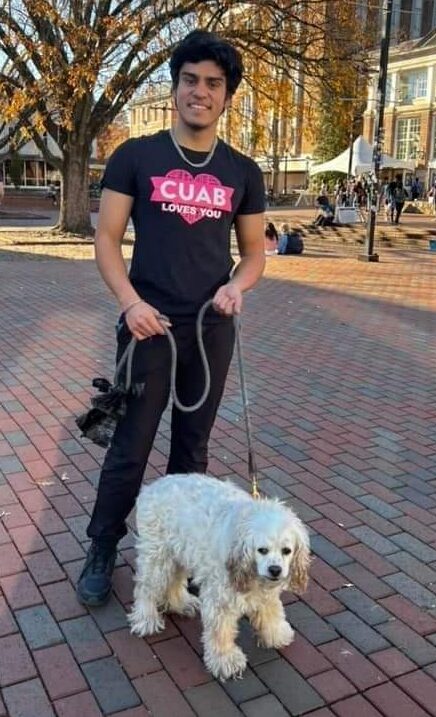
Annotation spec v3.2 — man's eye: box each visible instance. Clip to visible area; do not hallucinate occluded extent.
[258,547,269,555]
[282,548,292,556]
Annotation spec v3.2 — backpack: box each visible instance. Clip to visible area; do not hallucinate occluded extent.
[280,232,304,255]
[393,185,406,203]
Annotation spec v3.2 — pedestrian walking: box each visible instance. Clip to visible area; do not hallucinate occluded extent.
[387,174,406,224]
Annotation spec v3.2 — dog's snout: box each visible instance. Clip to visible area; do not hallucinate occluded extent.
[268,565,282,578]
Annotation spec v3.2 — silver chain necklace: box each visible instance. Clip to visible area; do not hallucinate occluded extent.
[169,128,218,168]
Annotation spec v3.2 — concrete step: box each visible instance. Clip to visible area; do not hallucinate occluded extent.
[233,220,435,257]
[288,220,436,254]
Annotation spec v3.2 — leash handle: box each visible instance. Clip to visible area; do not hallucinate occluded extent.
[113,300,213,413]
[234,315,260,499]
[162,299,212,413]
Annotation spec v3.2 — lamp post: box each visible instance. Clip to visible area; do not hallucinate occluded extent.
[360,0,393,263]
[347,128,354,180]
[284,150,289,194]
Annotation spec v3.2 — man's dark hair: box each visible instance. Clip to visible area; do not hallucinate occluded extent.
[170,30,243,97]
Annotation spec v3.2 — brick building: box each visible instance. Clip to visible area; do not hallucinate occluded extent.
[129,83,175,139]
[128,2,436,192]
[363,29,436,187]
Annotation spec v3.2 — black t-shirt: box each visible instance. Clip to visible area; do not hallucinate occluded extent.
[102,130,265,317]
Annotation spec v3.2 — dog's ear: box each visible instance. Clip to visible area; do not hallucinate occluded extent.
[287,527,311,595]
[226,538,256,593]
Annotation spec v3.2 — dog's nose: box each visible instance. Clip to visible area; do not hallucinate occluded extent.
[268,565,282,578]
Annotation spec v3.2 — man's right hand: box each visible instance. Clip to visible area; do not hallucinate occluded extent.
[124,301,171,340]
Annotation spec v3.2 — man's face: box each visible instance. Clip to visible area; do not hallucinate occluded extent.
[173,60,230,131]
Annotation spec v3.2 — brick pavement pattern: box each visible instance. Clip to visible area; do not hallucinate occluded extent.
[1,247,436,716]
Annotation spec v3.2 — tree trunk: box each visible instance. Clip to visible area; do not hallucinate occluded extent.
[57,145,94,236]
[271,115,280,199]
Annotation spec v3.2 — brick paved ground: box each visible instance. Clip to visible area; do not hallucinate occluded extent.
[1,243,436,716]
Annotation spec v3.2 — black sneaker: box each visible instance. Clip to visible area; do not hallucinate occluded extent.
[76,542,117,606]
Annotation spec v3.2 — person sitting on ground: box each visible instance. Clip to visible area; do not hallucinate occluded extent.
[313,195,334,227]
[277,223,304,255]
[264,221,279,254]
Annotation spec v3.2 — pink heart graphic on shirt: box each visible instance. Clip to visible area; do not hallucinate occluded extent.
[150,169,234,225]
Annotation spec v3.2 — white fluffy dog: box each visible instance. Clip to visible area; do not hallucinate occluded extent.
[128,473,310,681]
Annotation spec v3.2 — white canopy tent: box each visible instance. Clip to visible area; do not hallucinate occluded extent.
[310,136,414,176]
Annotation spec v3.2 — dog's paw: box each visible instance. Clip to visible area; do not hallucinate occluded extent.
[128,605,165,637]
[259,620,295,649]
[205,646,247,682]
[258,620,295,649]
[178,594,201,617]
[166,593,201,618]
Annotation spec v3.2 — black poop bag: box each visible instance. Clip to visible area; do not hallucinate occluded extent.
[76,338,139,448]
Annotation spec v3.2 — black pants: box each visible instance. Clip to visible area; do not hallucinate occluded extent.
[390,201,404,224]
[87,317,235,545]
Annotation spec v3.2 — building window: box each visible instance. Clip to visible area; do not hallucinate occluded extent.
[386,75,393,103]
[391,0,402,39]
[399,69,427,102]
[395,117,421,159]
[432,117,436,159]
[410,0,423,39]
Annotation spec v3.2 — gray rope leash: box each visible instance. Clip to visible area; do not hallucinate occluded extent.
[113,298,212,413]
[233,314,260,499]
[114,299,260,496]
[113,336,137,390]
[164,298,212,413]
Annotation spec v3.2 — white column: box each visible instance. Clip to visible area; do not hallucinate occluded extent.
[431,115,436,161]
[365,74,376,111]
[427,65,435,104]
[390,72,398,107]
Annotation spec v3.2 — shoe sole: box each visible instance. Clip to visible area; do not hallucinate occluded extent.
[76,588,112,607]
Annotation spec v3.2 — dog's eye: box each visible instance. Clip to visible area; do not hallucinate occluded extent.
[282,547,292,555]
[257,547,269,555]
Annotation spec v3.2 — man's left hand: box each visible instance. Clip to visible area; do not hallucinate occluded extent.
[212,283,242,316]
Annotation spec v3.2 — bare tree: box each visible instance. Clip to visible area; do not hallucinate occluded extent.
[0,0,369,234]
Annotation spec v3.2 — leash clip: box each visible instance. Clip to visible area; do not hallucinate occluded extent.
[251,476,261,500]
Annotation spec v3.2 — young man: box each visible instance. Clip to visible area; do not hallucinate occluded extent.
[77,30,266,605]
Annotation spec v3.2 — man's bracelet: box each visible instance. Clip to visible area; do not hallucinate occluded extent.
[124,298,143,316]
